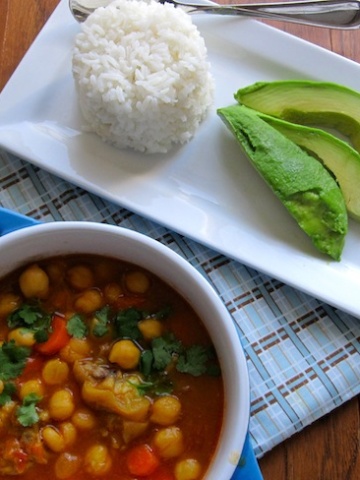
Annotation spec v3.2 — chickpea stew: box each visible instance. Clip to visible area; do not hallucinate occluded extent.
[0,255,224,480]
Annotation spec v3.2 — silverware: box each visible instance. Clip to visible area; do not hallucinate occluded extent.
[69,0,360,29]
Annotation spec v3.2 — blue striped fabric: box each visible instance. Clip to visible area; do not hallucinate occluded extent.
[1,148,360,457]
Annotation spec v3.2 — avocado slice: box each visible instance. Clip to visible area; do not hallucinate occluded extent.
[234,80,360,152]
[217,104,347,260]
[254,112,360,221]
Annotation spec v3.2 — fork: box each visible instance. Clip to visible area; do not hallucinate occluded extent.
[69,0,360,29]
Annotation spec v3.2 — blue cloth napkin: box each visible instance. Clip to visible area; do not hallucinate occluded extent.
[1,149,360,458]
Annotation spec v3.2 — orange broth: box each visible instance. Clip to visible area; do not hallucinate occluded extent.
[0,255,224,480]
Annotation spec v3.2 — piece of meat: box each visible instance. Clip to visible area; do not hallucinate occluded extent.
[73,359,151,422]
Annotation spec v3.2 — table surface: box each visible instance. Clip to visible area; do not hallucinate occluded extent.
[1,0,360,478]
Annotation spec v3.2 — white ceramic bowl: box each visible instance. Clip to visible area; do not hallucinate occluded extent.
[0,220,250,479]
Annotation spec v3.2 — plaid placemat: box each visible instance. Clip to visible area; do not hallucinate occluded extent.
[1,148,360,458]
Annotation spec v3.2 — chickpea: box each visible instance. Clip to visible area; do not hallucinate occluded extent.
[153,426,184,459]
[66,265,94,290]
[60,337,91,363]
[74,289,102,313]
[55,452,81,479]
[84,444,112,476]
[94,260,118,282]
[19,379,44,399]
[46,260,66,283]
[108,340,141,370]
[49,389,75,421]
[8,328,36,347]
[42,425,66,452]
[103,282,123,302]
[0,293,21,318]
[150,395,182,426]
[19,264,49,299]
[138,318,163,340]
[174,459,202,480]
[125,271,150,294]
[42,359,69,385]
[59,422,77,447]
[72,408,97,430]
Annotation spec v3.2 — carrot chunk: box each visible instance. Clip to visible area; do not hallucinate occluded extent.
[126,444,160,476]
[36,315,70,355]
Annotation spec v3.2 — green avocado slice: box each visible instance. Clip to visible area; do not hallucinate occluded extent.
[217,104,347,261]
[254,112,360,221]
[234,80,360,152]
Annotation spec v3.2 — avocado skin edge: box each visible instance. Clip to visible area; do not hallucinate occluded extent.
[217,104,347,261]
[234,80,360,153]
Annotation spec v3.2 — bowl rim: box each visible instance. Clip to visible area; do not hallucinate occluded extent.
[0,221,250,479]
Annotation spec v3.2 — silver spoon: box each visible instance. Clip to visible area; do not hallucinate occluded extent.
[69,0,360,29]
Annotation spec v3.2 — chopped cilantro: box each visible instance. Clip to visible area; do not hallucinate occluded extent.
[93,306,111,337]
[144,335,220,378]
[177,345,220,377]
[114,308,143,340]
[130,376,173,396]
[7,303,52,341]
[7,303,43,328]
[8,303,51,329]
[34,329,49,344]
[113,306,220,380]
[16,393,42,427]
[151,378,173,396]
[177,345,210,377]
[114,306,172,342]
[140,349,154,376]
[0,382,16,406]
[67,314,88,338]
[0,341,31,381]
[151,334,182,371]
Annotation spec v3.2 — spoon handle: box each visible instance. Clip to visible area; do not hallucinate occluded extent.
[181,0,360,29]
[69,0,360,29]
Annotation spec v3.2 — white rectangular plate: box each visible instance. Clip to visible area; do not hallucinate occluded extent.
[1,0,360,318]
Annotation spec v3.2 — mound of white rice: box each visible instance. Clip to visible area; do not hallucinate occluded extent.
[72,0,214,154]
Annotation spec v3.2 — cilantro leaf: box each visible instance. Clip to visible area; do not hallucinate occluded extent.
[114,308,143,340]
[93,306,111,337]
[114,306,171,342]
[140,349,154,376]
[67,314,88,338]
[0,382,16,406]
[0,341,31,381]
[7,304,52,346]
[131,376,173,396]
[177,345,221,377]
[34,329,49,344]
[8,303,51,330]
[177,345,210,376]
[147,336,220,378]
[151,334,182,371]
[16,393,41,427]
